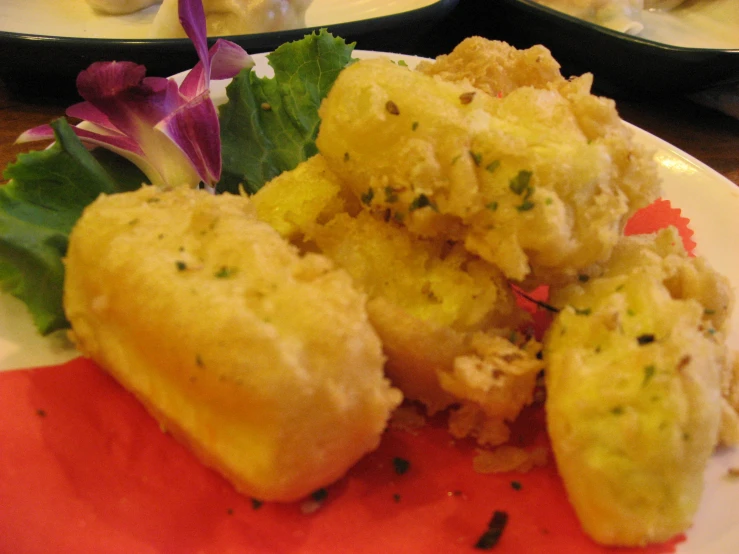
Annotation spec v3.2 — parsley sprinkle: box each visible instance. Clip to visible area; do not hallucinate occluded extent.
[393,457,411,475]
[509,170,533,195]
[486,201,499,211]
[475,511,509,550]
[574,307,592,316]
[175,261,187,271]
[412,121,419,131]
[485,160,500,173]
[470,151,483,166]
[361,188,375,205]
[511,481,522,491]
[637,334,655,345]
[215,266,237,279]
[409,194,437,212]
[643,365,656,386]
[311,488,328,502]
[251,498,263,510]
[516,200,535,212]
[385,186,400,203]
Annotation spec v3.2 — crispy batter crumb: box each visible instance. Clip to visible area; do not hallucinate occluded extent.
[473,445,548,474]
[389,402,427,432]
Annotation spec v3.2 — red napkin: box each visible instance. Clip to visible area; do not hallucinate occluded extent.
[0,200,693,554]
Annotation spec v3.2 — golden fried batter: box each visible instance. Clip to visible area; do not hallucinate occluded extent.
[416,36,565,97]
[544,227,736,545]
[253,155,543,438]
[64,185,401,502]
[316,56,660,285]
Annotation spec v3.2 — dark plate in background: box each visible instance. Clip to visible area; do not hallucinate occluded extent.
[431,0,739,98]
[0,0,458,101]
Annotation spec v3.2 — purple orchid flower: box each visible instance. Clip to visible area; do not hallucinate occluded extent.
[17,0,253,190]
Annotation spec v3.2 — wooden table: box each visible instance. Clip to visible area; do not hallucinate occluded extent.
[2,77,737,188]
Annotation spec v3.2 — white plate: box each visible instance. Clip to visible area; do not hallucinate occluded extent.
[1,50,738,553]
[0,0,443,39]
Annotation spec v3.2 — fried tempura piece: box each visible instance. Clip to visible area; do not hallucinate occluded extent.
[316,55,660,284]
[544,227,736,545]
[253,155,543,439]
[416,37,565,97]
[64,186,401,502]
[252,154,360,242]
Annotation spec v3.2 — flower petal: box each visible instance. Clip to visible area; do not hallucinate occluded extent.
[208,39,255,81]
[66,102,125,136]
[177,0,253,98]
[177,0,210,97]
[76,61,147,102]
[16,124,56,144]
[156,92,222,187]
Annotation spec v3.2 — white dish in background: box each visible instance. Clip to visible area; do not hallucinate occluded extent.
[1,50,738,553]
[0,0,443,39]
[496,0,739,96]
[641,0,739,49]
[530,0,739,49]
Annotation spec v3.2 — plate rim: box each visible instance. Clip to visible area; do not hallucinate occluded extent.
[0,0,458,45]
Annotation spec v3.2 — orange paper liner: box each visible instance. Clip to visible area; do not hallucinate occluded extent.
[0,199,695,553]
[624,198,696,254]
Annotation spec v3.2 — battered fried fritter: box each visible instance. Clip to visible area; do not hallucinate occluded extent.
[253,154,543,439]
[416,36,565,97]
[316,56,660,285]
[544,227,736,545]
[64,185,401,502]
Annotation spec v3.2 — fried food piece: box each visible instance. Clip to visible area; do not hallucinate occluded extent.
[316,55,660,284]
[64,185,401,502]
[416,37,565,97]
[253,155,543,438]
[328,216,543,422]
[252,154,360,242]
[544,227,735,545]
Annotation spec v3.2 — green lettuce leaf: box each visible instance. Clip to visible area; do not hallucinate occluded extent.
[0,118,144,334]
[1,30,352,335]
[218,29,355,194]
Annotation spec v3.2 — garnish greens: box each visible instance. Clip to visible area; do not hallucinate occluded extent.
[218,29,355,194]
[0,30,356,333]
[0,119,143,334]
